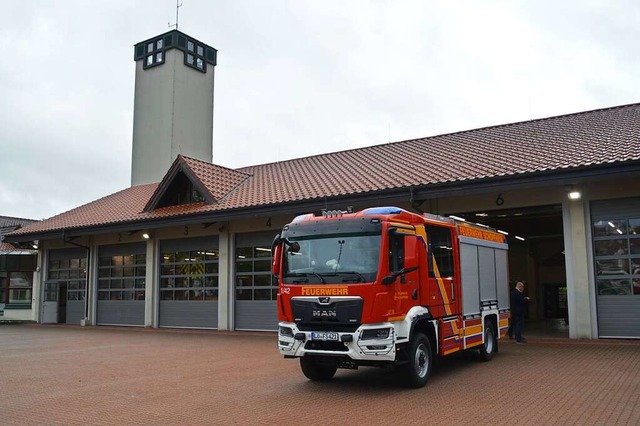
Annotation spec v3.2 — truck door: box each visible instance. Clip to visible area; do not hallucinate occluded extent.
[387,229,420,317]
[423,225,460,317]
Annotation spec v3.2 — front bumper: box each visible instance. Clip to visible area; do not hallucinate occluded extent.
[277,321,398,362]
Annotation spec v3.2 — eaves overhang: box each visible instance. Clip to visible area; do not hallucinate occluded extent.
[6,159,640,243]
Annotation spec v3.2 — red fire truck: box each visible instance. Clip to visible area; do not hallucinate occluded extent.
[272,206,510,388]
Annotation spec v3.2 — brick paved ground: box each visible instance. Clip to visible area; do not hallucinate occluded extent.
[0,324,638,425]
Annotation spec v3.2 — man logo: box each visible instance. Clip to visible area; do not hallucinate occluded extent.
[318,297,331,304]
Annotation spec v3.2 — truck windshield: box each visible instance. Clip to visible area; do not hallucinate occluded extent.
[283,234,381,284]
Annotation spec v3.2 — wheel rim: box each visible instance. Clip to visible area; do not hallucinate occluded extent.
[415,343,429,378]
[485,329,494,354]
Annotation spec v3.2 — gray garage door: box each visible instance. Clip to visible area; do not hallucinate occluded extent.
[591,197,640,338]
[96,243,146,326]
[47,248,87,324]
[159,236,219,329]
[235,231,278,331]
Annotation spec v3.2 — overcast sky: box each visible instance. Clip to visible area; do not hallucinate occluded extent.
[1,0,639,220]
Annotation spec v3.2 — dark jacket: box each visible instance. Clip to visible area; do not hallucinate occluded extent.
[511,288,526,317]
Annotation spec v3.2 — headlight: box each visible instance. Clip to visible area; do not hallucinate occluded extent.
[279,326,294,337]
[361,328,391,340]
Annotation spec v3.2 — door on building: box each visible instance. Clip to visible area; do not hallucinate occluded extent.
[42,281,58,323]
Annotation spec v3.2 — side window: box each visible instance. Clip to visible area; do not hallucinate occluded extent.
[426,226,454,278]
[388,231,405,273]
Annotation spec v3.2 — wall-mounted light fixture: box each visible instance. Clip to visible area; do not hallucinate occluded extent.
[568,191,581,200]
[142,233,151,239]
[566,185,581,200]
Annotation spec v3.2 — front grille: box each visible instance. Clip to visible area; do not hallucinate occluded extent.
[304,341,349,352]
[291,298,363,330]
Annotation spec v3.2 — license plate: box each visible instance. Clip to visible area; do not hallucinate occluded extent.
[310,331,339,341]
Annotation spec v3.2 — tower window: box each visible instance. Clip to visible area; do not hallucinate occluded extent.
[140,36,166,69]
[135,31,215,72]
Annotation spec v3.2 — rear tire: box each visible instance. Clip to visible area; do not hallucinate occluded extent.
[404,333,433,388]
[478,322,496,362]
[300,356,337,381]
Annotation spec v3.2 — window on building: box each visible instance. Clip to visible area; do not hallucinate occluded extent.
[98,254,145,301]
[139,36,166,69]
[155,171,207,209]
[183,38,207,73]
[0,271,30,304]
[235,245,273,301]
[160,249,219,301]
[593,219,640,295]
[48,256,87,302]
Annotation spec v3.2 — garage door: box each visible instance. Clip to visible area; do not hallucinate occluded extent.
[47,248,87,324]
[159,236,219,329]
[591,197,640,338]
[234,231,278,331]
[96,243,146,326]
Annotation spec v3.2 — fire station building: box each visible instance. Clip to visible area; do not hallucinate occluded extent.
[5,29,640,339]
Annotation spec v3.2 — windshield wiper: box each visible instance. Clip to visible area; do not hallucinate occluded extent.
[284,272,325,284]
[338,271,366,283]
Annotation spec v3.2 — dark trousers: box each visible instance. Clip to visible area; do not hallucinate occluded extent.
[513,314,524,341]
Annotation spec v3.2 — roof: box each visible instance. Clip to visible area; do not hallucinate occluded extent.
[0,216,38,253]
[8,102,640,239]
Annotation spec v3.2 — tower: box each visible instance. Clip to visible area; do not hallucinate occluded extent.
[131,30,217,186]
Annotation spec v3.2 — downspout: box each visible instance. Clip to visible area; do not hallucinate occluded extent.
[63,231,91,321]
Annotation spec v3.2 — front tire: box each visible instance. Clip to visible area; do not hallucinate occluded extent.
[404,333,433,388]
[300,356,337,381]
[478,322,496,362]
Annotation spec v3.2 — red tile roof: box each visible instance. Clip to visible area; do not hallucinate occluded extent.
[9,103,640,238]
[1,216,39,252]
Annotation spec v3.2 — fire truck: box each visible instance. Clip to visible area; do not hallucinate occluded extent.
[272,206,510,388]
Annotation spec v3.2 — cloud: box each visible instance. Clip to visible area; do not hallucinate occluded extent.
[1,0,639,219]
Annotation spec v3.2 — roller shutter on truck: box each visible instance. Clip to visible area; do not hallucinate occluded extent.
[459,237,509,317]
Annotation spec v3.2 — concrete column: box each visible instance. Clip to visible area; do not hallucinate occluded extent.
[217,227,232,331]
[562,198,596,338]
[86,239,97,325]
[144,238,157,327]
[32,249,45,323]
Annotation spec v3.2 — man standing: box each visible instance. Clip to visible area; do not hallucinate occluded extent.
[511,281,530,343]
